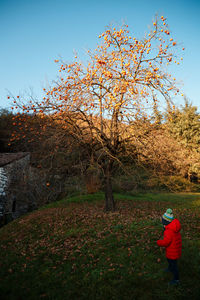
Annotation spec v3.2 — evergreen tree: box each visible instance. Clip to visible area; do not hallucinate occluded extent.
[167,98,200,152]
[166,98,200,180]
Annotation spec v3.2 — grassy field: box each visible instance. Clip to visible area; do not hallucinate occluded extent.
[0,192,200,300]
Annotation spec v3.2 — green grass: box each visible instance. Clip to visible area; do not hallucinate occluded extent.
[0,192,200,300]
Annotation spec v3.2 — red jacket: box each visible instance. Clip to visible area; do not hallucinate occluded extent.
[157,219,182,260]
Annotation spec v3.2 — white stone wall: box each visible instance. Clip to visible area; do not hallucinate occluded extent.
[0,167,8,217]
[0,154,31,225]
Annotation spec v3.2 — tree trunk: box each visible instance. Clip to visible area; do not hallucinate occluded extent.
[104,161,115,211]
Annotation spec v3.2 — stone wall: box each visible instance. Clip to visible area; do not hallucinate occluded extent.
[0,152,73,226]
[0,153,31,225]
[0,168,8,219]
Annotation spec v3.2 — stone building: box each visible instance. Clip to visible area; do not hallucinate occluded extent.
[0,152,31,226]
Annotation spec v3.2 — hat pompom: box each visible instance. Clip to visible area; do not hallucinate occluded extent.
[166,208,173,215]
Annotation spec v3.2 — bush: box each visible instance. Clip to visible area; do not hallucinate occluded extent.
[146,175,200,192]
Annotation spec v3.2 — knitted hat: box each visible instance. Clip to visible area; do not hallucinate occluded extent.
[162,208,174,225]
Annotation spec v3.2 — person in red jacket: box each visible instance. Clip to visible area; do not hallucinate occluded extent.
[157,208,182,285]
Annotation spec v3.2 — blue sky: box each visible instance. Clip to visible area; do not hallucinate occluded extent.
[0,0,200,111]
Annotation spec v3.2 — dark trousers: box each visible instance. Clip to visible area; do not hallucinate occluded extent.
[167,259,179,280]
